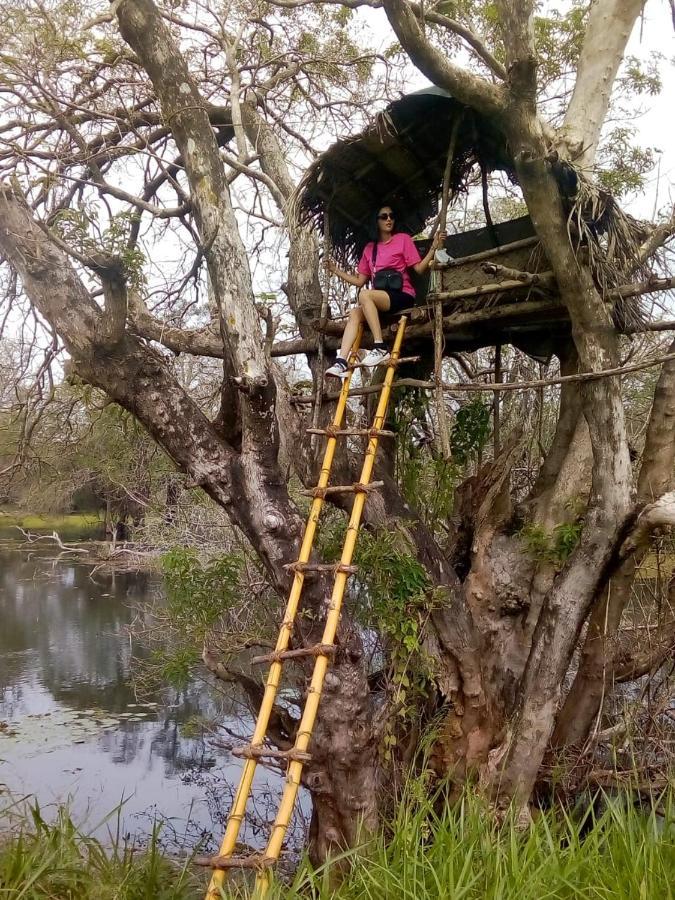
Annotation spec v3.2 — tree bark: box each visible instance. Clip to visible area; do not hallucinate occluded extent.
[561,0,646,169]
[553,339,675,747]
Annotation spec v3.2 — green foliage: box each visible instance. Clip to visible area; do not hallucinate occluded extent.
[0,801,198,899]
[552,521,583,561]
[318,521,434,750]
[620,54,663,97]
[450,398,491,465]
[597,127,658,198]
[161,547,243,638]
[353,530,431,641]
[52,208,146,288]
[392,390,459,533]
[533,4,587,87]
[5,788,674,900]
[150,645,201,691]
[520,520,583,566]
[401,453,459,533]
[0,512,100,540]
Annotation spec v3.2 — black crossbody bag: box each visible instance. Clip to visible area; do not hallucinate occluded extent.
[371,241,403,292]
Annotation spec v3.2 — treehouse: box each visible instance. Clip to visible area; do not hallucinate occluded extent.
[294,86,664,366]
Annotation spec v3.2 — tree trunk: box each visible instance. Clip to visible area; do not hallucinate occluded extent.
[553,338,675,746]
[484,89,632,806]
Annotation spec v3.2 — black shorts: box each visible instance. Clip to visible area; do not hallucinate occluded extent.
[382,289,416,317]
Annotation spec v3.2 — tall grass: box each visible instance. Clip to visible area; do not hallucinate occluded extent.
[228,786,675,900]
[1,789,673,899]
[0,803,198,899]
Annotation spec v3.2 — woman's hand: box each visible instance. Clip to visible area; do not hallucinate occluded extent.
[432,229,447,251]
[323,256,337,275]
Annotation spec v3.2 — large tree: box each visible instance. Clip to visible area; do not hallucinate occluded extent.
[1,0,674,860]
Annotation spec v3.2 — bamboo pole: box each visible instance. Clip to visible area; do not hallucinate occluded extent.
[431,121,459,460]
[434,300,451,459]
[427,276,553,303]
[493,343,502,456]
[432,234,540,269]
[205,327,363,900]
[253,317,408,897]
[310,212,331,452]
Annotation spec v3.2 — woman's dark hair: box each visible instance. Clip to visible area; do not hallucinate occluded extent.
[368,204,397,246]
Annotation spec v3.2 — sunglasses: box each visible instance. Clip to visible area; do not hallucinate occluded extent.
[377,213,394,220]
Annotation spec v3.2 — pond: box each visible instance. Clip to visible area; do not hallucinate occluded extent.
[0,542,294,853]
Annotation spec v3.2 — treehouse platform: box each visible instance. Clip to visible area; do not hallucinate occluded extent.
[290,86,669,367]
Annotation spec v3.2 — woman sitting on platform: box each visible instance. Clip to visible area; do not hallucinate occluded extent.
[325,205,445,379]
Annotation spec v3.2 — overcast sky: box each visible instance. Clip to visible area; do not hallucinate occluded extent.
[347,0,674,223]
[624,2,675,219]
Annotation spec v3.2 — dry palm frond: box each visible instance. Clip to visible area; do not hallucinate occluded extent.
[564,169,652,329]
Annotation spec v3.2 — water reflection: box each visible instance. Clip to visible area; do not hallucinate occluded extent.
[0,546,289,849]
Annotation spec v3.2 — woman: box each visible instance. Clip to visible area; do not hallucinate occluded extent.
[325,205,445,379]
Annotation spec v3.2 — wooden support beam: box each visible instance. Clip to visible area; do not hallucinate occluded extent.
[432,235,540,269]
[291,349,675,403]
[611,274,675,300]
[482,262,554,285]
[434,299,451,459]
[283,561,358,575]
[270,279,675,360]
[351,355,421,368]
[428,276,554,304]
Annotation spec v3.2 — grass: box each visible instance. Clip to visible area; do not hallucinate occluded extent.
[0,511,102,541]
[235,786,675,900]
[0,803,199,899]
[1,789,673,899]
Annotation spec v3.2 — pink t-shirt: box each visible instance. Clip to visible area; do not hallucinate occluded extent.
[357,232,421,298]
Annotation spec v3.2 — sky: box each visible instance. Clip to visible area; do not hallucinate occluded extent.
[623,2,675,219]
[344,0,675,224]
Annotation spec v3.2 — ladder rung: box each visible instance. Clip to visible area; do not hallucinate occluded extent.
[195,853,275,870]
[232,745,312,763]
[284,561,357,575]
[306,427,395,438]
[251,643,337,665]
[300,480,384,499]
[351,354,420,369]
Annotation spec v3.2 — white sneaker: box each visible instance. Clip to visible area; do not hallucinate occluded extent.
[361,347,390,367]
[325,358,349,380]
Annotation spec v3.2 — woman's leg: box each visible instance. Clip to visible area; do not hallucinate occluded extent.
[339,306,365,358]
[358,289,391,343]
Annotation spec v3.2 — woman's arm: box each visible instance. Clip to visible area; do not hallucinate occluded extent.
[325,258,368,288]
[413,230,447,275]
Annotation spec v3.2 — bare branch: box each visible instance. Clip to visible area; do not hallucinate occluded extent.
[267,0,507,79]
[638,206,675,265]
[381,0,506,119]
[613,626,675,682]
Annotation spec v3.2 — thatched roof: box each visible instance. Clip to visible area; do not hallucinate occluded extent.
[294,86,517,263]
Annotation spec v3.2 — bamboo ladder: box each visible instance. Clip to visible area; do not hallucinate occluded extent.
[205,317,408,899]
